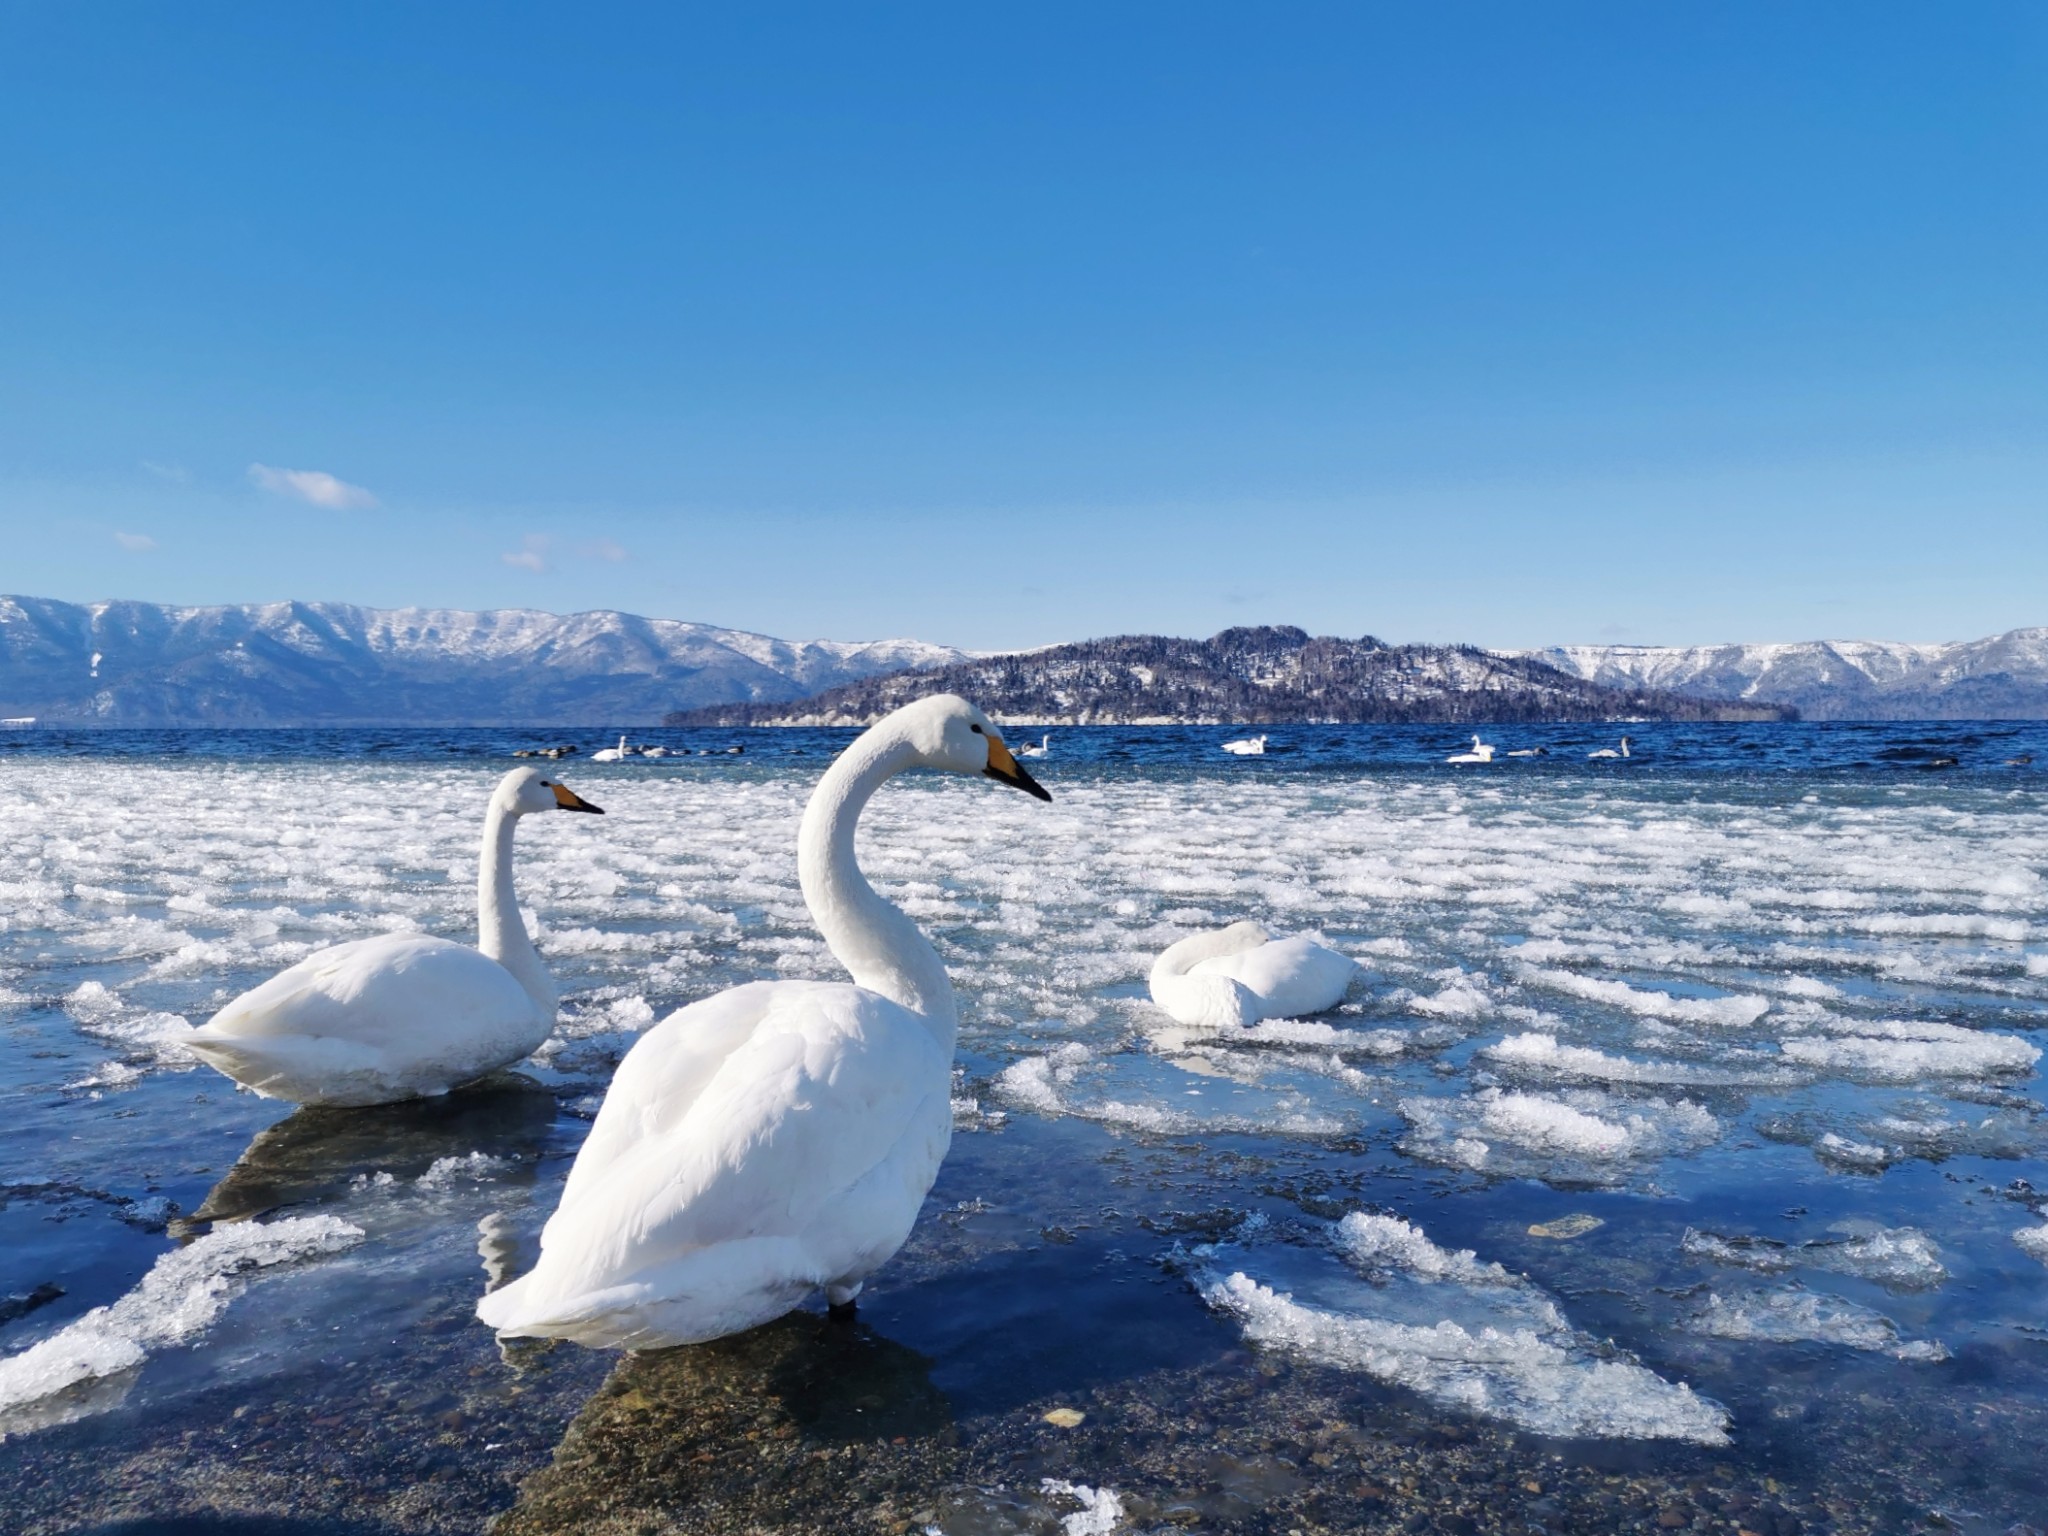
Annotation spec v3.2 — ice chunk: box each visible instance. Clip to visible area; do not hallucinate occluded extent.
[1779,1019,2039,1080]
[0,1215,363,1436]
[1519,968,1768,1027]
[1194,1213,1728,1444]
[2016,1222,2048,1267]
[1400,1087,1719,1184]
[996,1043,1345,1136]
[1681,1225,1946,1291]
[416,1152,510,1188]
[1685,1285,1947,1361]
[1039,1478,1126,1536]
[1483,1032,1795,1087]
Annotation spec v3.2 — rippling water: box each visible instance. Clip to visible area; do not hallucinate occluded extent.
[2,722,2045,1534]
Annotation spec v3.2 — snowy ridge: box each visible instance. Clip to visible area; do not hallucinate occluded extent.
[672,625,1791,726]
[0,595,973,725]
[1514,627,2048,720]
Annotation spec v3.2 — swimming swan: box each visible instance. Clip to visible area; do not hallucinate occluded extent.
[1588,736,1632,759]
[1221,735,1267,756]
[1149,921,1360,1028]
[592,736,633,762]
[476,694,1050,1349]
[1446,735,1495,764]
[1017,733,1051,758]
[177,769,603,1107]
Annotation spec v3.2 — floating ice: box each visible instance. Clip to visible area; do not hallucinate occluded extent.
[1400,1086,1719,1183]
[417,1152,510,1188]
[0,1215,363,1436]
[1685,1285,1948,1361]
[1778,1020,2039,1081]
[996,1042,1346,1137]
[1682,1225,1947,1290]
[2016,1222,2048,1267]
[1483,1032,1795,1087]
[1194,1213,1729,1444]
[1039,1478,1126,1536]
[1517,968,1769,1027]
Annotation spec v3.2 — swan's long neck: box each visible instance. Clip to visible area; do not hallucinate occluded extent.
[799,730,957,1044]
[477,804,556,1018]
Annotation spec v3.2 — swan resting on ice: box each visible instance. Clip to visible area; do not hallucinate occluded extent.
[178,768,603,1106]
[1221,734,1268,755]
[477,694,1050,1349]
[1149,921,1360,1028]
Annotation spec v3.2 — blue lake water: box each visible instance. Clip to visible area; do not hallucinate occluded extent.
[1,721,2044,1534]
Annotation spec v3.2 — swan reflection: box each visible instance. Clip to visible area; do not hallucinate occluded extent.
[184,1075,556,1229]
[497,1311,953,1536]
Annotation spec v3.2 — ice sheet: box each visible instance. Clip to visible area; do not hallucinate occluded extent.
[0,1215,363,1436]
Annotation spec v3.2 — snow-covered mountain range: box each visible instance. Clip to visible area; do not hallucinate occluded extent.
[0,596,972,725]
[1515,628,2048,721]
[668,626,1790,726]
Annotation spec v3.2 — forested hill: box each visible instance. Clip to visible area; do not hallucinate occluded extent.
[665,626,1796,726]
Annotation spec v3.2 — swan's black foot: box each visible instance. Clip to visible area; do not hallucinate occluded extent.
[827,1298,859,1323]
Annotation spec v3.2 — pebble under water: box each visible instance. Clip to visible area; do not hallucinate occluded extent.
[1,722,2045,1535]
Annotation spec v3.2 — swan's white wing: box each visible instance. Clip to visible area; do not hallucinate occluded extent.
[1195,935,1359,1021]
[486,979,950,1343]
[179,934,545,1105]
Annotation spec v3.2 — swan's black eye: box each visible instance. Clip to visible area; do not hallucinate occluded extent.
[970,724,983,734]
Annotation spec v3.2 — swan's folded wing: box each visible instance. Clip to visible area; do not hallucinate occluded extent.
[1205,934,1359,1019]
[198,934,532,1050]
[547,980,947,1269]
[553,979,790,1209]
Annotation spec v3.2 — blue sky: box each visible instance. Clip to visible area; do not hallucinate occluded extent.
[2,4,2043,650]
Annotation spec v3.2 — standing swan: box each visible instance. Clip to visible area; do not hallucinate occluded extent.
[177,769,603,1106]
[478,695,1050,1348]
[1149,921,1360,1028]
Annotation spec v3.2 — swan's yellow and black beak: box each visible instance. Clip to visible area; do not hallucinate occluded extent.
[549,782,605,814]
[983,733,1051,801]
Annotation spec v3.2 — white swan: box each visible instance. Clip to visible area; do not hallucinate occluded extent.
[177,769,603,1107]
[591,735,632,762]
[1017,733,1051,758]
[1149,921,1359,1028]
[477,694,1050,1349]
[1588,736,1632,759]
[1446,735,1495,764]
[1221,734,1267,756]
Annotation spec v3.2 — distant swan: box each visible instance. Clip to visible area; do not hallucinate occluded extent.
[1446,735,1495,764]
[1506,745,1548,757]
[1017,733,1051,758]
[1588,736,1632,759]
[178,769,603,1106]
[477,695,1050,1349]
[1150,921,1359,1028]
[591,736,633,762]
[1221,735,1268,756]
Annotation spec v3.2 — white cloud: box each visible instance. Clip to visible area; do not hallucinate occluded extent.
[501,534,551,573]
[113,531,158,552]
[584,537,628,562]
[247,463,379,510]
